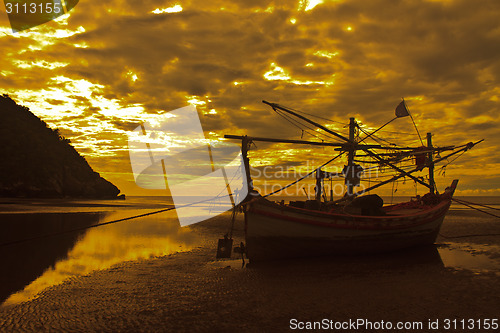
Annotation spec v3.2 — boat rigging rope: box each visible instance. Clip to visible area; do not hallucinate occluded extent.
[281,105,347,126]
[273,107,340,142]
[438,150,467,173]
[0,194,233,248]
[273,108,325,141]
[358,125,397,147]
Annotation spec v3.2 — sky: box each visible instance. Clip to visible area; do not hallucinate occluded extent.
[1,0,499,196]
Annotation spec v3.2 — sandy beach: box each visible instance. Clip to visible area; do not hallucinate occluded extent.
[1,210,499,332]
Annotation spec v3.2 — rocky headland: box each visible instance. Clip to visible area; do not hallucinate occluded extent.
[0,94,121,199]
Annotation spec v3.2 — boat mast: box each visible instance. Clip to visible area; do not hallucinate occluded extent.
[315,168,322,202]
[346,117,357,196]
[427,132,436,194]
[241,136,253,192]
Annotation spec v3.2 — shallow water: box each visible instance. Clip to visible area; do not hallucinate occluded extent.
[0,204,201,307]
[213,242,500,274]
[1,196,500,307]
[438,243,500,272]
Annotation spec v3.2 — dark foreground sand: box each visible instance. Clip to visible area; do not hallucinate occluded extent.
[1,210,499,332]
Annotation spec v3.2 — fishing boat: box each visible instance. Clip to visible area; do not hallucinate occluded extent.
[224,100,482,262]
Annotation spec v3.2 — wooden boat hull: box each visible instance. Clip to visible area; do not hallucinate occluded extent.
[245,195,452,262]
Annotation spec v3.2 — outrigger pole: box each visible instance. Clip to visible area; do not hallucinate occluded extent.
[226,101,483,201]
[224,135,386,150]
[225,135,371,148]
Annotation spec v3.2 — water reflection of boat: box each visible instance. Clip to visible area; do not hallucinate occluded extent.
[1,206,202,306]
[225,100,482,262]
[247,244,445,271]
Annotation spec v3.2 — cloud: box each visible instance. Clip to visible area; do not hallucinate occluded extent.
[2,0,500,194]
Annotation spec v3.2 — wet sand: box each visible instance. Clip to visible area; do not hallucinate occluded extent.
[1,210,499,332]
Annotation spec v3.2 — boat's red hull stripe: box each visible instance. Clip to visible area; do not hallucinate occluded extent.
[251,203,449,230]
[284,200,447,219]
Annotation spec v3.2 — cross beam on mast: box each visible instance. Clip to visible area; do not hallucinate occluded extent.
[262,101,461,192]
[224,135,382,149]
[225,134,427,151]
[354,146,456,158]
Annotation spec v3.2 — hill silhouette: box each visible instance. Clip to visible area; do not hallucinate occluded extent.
[0,94,121,198]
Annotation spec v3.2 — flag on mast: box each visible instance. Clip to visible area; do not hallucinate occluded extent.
[395,100,410,118]
[397,98,424,145]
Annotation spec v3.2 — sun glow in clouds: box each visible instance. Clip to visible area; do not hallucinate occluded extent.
[186,96,208,106]
[8,25,85,41]
[6,77,104,119]
[314,50,339,58]
[13,60,68,70]
[124,70,138,82]
[151,5,183,14]
[264,63,331,86]
[264,63,291,81]
[299,0,324,11]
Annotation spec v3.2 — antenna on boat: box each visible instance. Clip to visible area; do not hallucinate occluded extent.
[403,98,425,146]
[302,187,310,200]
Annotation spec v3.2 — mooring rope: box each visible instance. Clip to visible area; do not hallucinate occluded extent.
[439,232,500,239]
[438,198,500,238]
[453,197,500,211]
[0,194,233,248]
[451,198,500,219]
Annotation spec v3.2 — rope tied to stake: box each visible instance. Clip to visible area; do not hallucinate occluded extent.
[439,198,500,239]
